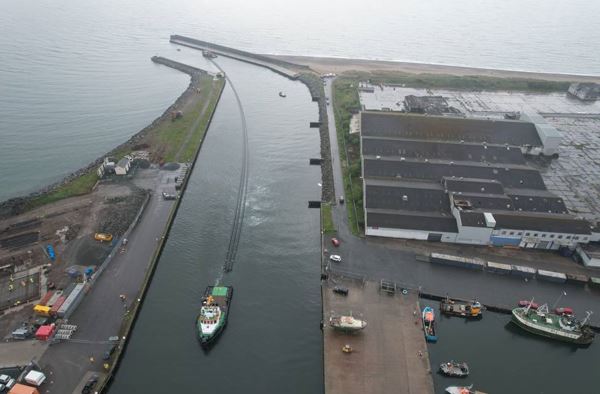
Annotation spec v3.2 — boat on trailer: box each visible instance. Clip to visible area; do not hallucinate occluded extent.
[422,306,438,343]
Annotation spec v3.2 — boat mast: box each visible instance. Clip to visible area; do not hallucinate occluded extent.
[525,297,535,313]
[581,311,593,326]
[551,291,567,310]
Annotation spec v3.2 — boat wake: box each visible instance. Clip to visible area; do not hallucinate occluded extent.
[210,59,249,273]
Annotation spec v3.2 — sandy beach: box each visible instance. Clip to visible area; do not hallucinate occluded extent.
[272,55,600,83]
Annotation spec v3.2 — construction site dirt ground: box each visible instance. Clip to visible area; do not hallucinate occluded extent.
[0,174,152,333]
[323,277,434,394]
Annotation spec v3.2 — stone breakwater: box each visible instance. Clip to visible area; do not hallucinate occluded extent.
[298,73,335,203]
[0,58,205,220]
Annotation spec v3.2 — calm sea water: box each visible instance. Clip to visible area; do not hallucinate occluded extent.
[1,0,600,200]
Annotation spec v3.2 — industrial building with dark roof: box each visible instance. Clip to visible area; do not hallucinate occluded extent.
[360,111,592,249]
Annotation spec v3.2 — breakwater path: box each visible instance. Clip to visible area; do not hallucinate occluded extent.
[170,35,302,80]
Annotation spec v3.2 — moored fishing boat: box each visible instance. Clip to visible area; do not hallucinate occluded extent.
[196,286,233,349]
[445,385,487,394]
[422,306,438,342]
[440,360,469,377]
[440,297,483,319]
[511,302,594,346]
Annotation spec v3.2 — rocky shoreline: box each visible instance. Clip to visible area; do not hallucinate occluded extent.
[0,58,205,220]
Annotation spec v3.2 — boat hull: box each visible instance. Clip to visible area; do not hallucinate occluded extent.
[511,309,594,346]
[197,286,233,349]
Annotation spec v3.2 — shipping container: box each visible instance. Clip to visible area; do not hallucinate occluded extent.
[45,291,63,308]
[511,265,536,278]
[38,291,54,306]
[49,297,66,315]
[33,305,51,317]
[537,269,567,283]
[57,283,85,318]
[566,273,588,284]
[486,261,512,274]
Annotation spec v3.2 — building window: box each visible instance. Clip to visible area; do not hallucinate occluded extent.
[509,231,515,235]
[517,232,522,236]
[542,234,546,238]
[558,235,563,239]
[566,235,571,240]
[550,234,555,238]
[526,232,531,236]
[534,233,538,237]
[574,236,579,240]
[501,231,507,235]
[583,237,588,241]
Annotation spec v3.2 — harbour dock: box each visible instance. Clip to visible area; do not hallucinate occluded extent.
[170,35,301,80]
[323,276,434,394]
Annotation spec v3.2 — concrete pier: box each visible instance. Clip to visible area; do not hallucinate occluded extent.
[323,277,434,394]
[170,35,301,80]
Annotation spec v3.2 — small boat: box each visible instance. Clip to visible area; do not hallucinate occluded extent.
[440,297,483,319]
[445,385,487,394]
[422,306,438,343]
[440,361,469,377]
[329,314,367,332]
[342,344,353,353]
[279,91,287,98]
[518,300,539,309]
[196,286,233,349]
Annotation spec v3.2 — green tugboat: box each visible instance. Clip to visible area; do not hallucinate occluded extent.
[511,302,594,346]
[196,286,233,348]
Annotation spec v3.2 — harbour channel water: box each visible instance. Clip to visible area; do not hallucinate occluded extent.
[428,306,600,393]
[109,56,324,393]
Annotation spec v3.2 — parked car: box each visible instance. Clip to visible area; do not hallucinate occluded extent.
[94,233,113,242]
[82,375,99,394]
[339,196,344,204]
[331,238,340,247]
[103,344,117,360]
[162,191,177,200]
[5,378,15,390]
[329,254,342,263]
[0,374,10,385]
[333,286,349,295]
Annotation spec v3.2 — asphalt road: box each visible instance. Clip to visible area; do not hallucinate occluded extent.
[38,170,175,394]
[323,79,600,324]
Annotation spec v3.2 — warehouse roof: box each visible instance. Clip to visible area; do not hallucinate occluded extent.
[366,209,458,233]
[459,211,488,228]
[362,137,525,164]
[363,157,547,189]
[443,177,505,194]
[365,179,450,212]
[492,212,591,234]
[361,111,542,146]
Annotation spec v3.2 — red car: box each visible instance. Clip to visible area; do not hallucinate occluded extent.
[331,238,340,247]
